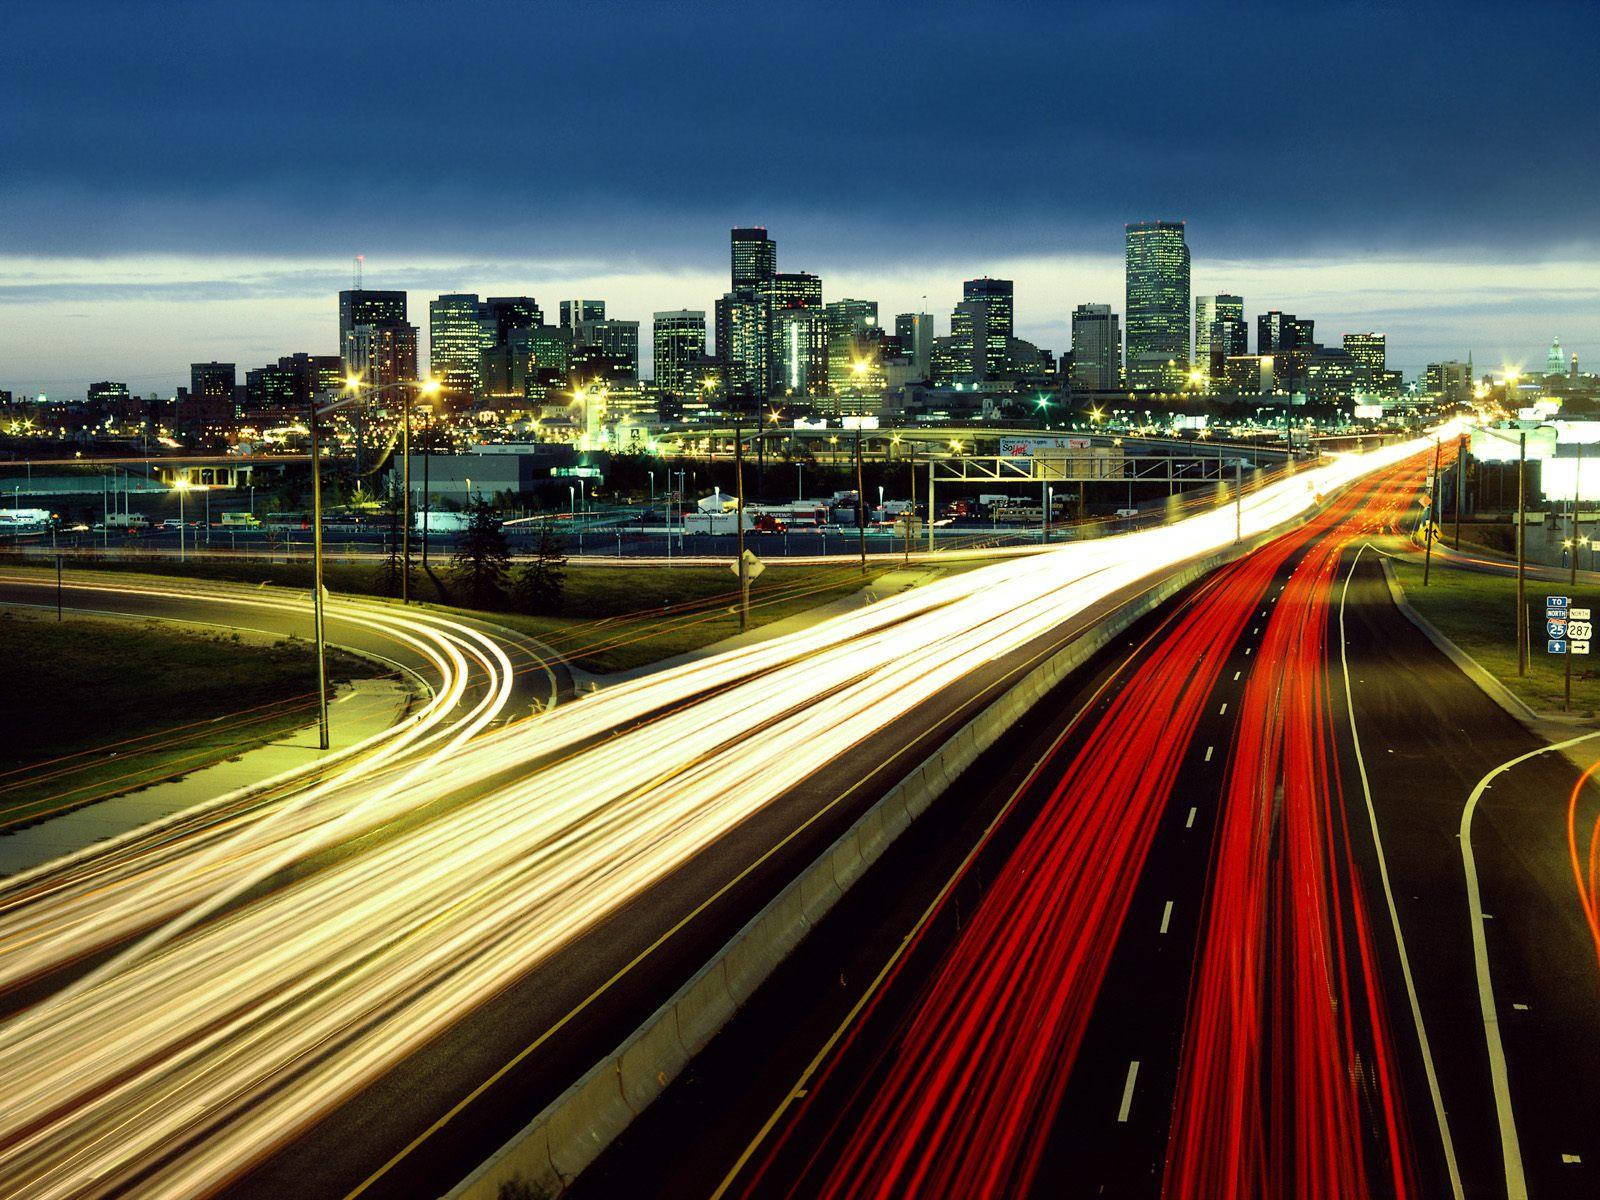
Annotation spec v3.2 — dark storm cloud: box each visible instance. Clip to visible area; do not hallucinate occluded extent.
[3,0,1597,265]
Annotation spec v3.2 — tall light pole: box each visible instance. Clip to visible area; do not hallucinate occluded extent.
[341,373,439,605]
[855,424,866,574]
[305,375,436,748]
[309,406,329,749]
[735,418,749,631]
[1423,436,1440,586]
[1518,430,1527,676]
[1567,440,1583,710]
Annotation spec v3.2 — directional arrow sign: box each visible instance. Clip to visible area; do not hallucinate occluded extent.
[1550,639,1569,654]
[1574,640,1591,655]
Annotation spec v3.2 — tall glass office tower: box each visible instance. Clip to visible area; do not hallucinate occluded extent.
[1124,221,1190,389]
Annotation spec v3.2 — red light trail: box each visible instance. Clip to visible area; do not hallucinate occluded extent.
[732,454,1437,1200]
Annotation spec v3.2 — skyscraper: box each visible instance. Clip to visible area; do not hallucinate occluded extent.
[345,323,418,394]
[1124,221,1190,388]
[573,318,641,381]
[1194,294,1243,374]
[962,278,1013,379]
[652,310,707,395]
[1070,304,1121,392]
[428,294,486,390]
[766,272,824,393]
[894,312,935,380]
[483,297,544,345]
[721,228,778,399]
[772,307,829,396]
[731,227,777,294]
[715,292,768,399]
[1342,332,1387,374]
[189,361,236,401]
[559,300,606,329]
[338,290,407,371]
[824,298,880,393]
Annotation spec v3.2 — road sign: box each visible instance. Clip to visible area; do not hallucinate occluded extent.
[730,549,765,581]
[1548,619,1569,639]
[1574,641,1592,656]
[1549,639,1569,655]
[1548,595,1571,609]
[1570,621,1594,640]
[1573,607,1592,620]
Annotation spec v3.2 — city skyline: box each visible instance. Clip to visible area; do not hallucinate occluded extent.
[2,0,1597,394]
[4,243,1596,397]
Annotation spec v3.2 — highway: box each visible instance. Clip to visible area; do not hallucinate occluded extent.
[0,436,1434,1198]
[572,439,1600,1200]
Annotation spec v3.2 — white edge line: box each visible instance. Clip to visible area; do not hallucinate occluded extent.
[1341,544,1466,1198]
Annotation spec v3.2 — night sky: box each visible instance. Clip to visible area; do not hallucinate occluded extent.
[3,0,1597,393]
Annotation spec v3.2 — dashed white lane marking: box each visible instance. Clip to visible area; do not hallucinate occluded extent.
[1245,647,1252,656]
[1218,702,1228,716]
[1513,1003,1530,1011]
[1159,901,1173,935]
[1186,807,1197,828]
[1233,670,1241,681]
[1204,745,1214,762]
[1562,1154,1582,1165]
[1117,1061,1140,1122]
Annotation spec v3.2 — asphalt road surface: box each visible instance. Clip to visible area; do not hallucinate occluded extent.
[576,456,1600,1199]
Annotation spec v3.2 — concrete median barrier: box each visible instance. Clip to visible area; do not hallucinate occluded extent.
[446,530,1294,1200]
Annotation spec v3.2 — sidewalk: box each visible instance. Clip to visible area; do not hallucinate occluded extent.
[0,679,411,877]
[601,567,942,687]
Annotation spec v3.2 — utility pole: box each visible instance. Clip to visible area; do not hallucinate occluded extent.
[905,449,914,567]
[1567,439,1582,710]
[1235,458,1243,544]
[855,424,867,574]
[1424,436,1440,586]
[1454,434,1465,551]
[1573,439,1584,578]
[401,388,411,603]
[735,421,749,632]
[926,458,935,554]
[1517,431,1527,676]
[421,408,431,570]
[310,402,330,750]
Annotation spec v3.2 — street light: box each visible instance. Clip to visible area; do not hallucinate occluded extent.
[304,374,438,749]
[339,373,440,604]
[172,477,190,563]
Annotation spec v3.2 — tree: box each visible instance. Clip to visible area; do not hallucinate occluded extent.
[376,488,410,598]
[450,499,511,608]
[514,522,567,614]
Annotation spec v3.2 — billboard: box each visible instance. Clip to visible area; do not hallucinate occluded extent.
[999,436,1091,456]
[1471,425,1556,462]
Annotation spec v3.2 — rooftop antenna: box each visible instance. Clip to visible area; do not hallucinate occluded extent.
[354,254,364,291]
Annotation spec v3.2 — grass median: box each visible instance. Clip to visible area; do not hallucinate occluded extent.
[0,610,384,829]
[9,553,997,674]
[1387,551,1600,716]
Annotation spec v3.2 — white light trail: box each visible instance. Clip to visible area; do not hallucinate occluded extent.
[0,435,1434,1198]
